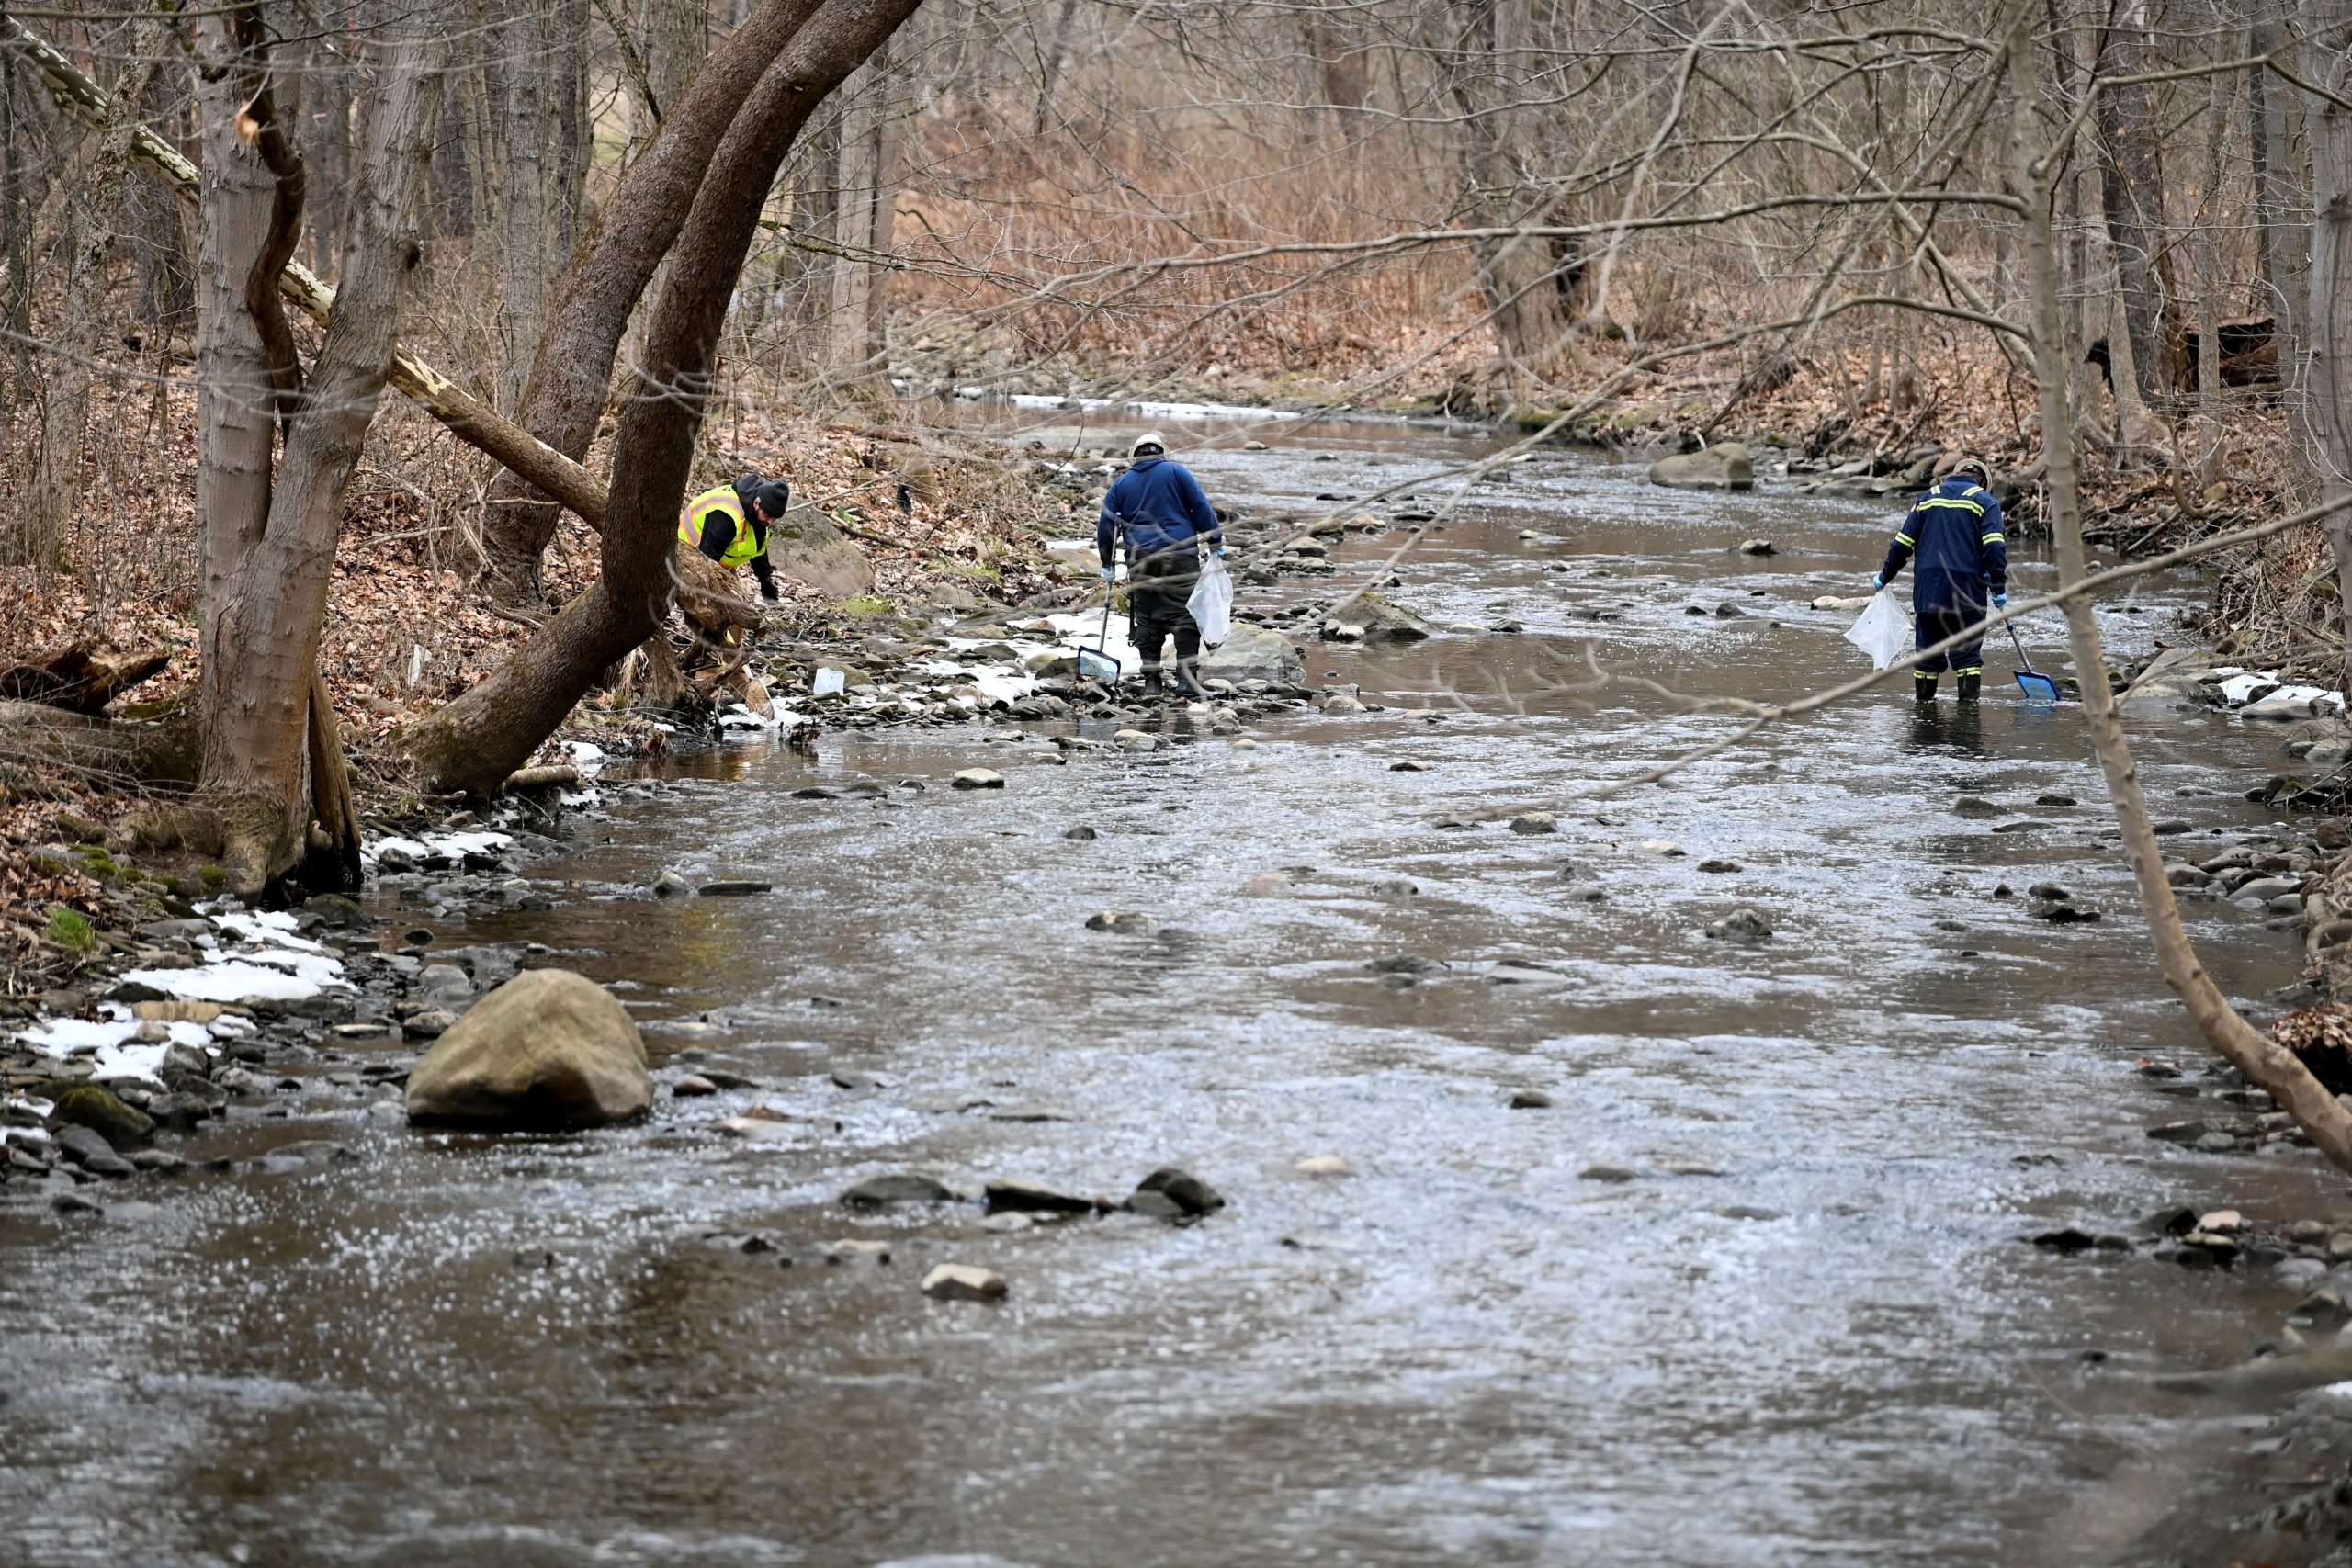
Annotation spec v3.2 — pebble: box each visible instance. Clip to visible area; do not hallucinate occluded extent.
[1390,761,1429,773]
[823,1240,892,1265]
[1322,694,1366,714]
[1509,1089,1554,1110]
[1737,538,1775,555]
[654,870,693,898]
[1697,859,1741,874]
[1640,840,1685,856]
[984,1178,1098,1213]
[1579,1164,1640,1182]
[673,1074,718,1098]
[1510,812,1558,835]
[1084,911,1156,933]
[1113,730,1160,751]
[951,768,1006,790]
[1133,1166,1225,1215]
[1293,1155,1352,1177]
[921,1264,1008,1303]
[399,1006,458,1040]
[840,1173,956,1206]
[698,880,773,897]
[1064,826,1098,840]
[1704,908,1773,942]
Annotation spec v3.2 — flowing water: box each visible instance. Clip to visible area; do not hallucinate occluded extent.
[2,417,2341,1567]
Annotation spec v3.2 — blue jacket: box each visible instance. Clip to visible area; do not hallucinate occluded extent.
[1880,476,2007,612]
[1097,456,1222,564]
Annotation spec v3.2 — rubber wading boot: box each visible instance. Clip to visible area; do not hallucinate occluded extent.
[1957,672,1982,703]
[1141,668,1165,698]
[1174,658,1209,700]
[1915,674,1939,703]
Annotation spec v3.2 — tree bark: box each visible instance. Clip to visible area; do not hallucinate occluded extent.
[2,54,25,412]
[498,0,554,412]
[193,12,283,709]
[477,0,831,601]
[2304,0,2352,669]
[550,0,592,262]
[2196,62,2230,484]
[405,0,924,795]
[2094,7,2182,402]
[201,33,444,893]
[1443,0,1572,402]
[2254,6,2310,389]
[825,30,912,393]
[2012,11,2352,1174]
[780,109,842,362]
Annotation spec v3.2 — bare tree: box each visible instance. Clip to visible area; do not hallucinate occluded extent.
[2305,0,2352,664]
[405,0,926,792]
[176,12,445,892]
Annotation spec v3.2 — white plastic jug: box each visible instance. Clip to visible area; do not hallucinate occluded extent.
[1187,558,1234,647]
[1843,590,1910,671]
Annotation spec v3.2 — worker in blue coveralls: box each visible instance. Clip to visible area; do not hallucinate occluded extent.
[1873,457,2007,703]
[1097,432,1225,699]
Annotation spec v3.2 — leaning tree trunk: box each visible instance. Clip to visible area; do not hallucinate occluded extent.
[2303,0,2352,671]
[478,0,832,601]
[2010,9,2352,1173]
[406,0,924,795]
[198,28,443,893]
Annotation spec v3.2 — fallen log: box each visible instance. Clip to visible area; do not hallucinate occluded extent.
[0,641,170,714]
[0,699,200,790]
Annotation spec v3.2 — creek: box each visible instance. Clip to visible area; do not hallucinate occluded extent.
[0,414,2337,1567]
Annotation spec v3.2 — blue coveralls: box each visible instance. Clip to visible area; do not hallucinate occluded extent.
[1097,456,1224,671]
[1877,476,2007,690]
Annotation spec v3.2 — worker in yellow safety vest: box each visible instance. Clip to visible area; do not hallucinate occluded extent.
[679,473,790,602]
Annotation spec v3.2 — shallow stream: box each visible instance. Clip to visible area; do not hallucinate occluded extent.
[3,418,2341,1567]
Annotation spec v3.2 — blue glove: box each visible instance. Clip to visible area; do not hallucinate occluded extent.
[1871,573,1885,591]
[1993,592,2008,610]
[1100,566,1114,584]
[1210,546,1227,559]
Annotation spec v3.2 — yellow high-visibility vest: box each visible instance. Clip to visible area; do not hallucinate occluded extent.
[677,484,764,567]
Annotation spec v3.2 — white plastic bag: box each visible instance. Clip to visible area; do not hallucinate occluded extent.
[1187,558,1234,647]
[1843,589,1909,671]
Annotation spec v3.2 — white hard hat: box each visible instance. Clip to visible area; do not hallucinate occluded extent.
[1130,432,1167,457]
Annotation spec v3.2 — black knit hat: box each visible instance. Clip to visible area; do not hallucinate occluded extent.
[752,479,792,519]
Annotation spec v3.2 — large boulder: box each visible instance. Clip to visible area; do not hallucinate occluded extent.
[1649,443,1754,491]
[768,501,875,598]
[404,968,651,1129]
[1198,624,1305,684]
[2119,646,2225,706]
[1324,591,1434,644]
